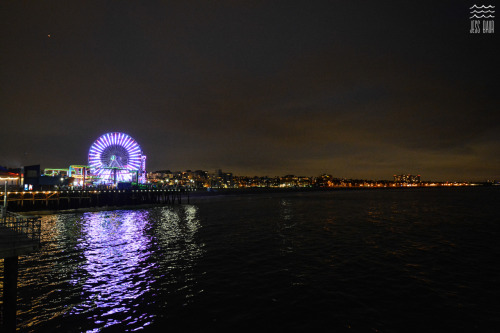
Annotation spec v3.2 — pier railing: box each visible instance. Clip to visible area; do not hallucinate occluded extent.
[1,210,42,245]
[2,189,189,212]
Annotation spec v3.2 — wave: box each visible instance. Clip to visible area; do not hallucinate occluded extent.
[470,10,495,14]
[470,14,495,19]
[470,5,495,9]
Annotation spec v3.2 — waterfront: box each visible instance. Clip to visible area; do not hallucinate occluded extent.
[1,187,500,332]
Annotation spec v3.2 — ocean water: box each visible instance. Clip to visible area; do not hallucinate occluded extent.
[2,187,500,332]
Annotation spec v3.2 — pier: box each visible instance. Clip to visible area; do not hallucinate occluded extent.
[1,189,189,212]
[0,211,41,331]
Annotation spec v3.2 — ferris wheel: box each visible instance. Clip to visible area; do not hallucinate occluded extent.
[88,132,144,184]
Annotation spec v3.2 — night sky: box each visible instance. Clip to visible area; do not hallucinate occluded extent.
[1,1,498,181]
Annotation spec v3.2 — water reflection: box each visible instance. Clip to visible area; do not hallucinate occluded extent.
[68,210,156,330]
[277,199,296,257]
[279,199,294,222]
[55,205,205,331]
[155,205,204,306]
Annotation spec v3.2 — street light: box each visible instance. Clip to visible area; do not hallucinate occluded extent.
[2,181,7,217]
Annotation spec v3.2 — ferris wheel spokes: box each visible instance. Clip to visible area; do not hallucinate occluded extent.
[88,132,146,185]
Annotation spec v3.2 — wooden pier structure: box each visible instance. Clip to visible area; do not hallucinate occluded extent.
[0,211,41,332]
[1,189,190,212]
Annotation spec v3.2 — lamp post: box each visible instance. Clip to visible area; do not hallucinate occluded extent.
[3,180,7,217]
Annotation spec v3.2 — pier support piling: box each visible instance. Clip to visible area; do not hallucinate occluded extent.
[2,256,19,332]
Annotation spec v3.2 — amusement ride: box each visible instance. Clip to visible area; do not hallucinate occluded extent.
[88,132,146,185]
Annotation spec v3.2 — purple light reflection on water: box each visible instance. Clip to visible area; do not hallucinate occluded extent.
[68,210,157,330]
[12,205,205,331]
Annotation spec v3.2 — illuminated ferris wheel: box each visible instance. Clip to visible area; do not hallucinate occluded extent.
[88,132,146,184]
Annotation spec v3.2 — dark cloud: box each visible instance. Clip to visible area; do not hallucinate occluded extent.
[0,1,498,181]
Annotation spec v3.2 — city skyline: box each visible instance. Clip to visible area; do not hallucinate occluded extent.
[1,2,498,182]
[2,163,491,184]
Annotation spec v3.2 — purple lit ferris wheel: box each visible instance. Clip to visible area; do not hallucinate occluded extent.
[88,132,146,184]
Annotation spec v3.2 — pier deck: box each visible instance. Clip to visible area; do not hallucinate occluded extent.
[0,225,40,258]
[0,211,41,257]
[1,211,41,331]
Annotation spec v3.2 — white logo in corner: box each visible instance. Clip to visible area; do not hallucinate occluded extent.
[470,4,495,33]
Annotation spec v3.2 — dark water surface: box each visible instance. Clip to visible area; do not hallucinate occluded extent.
[2,187,500,332]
